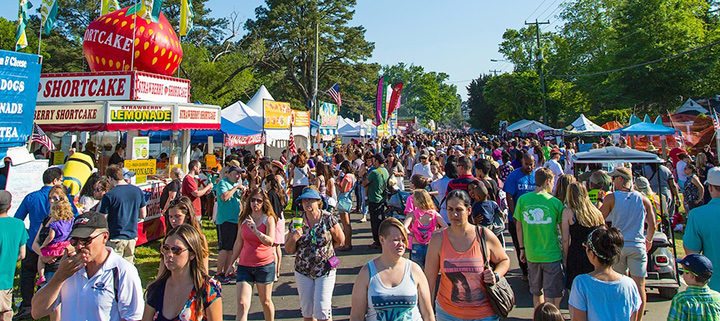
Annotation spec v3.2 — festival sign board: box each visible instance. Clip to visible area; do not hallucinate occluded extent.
[319,102,338,128]
[132,136,150,160]
[225,133,265,147]
[37,71,190,103]
[125,159,156,184]
[175,104,221,127]
[106,102,174,131]
[263,100,292,129]
[292,110,310,127]
[35,103,106,131]
[0,50,42,150]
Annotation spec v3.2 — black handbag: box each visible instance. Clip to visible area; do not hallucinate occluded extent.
[477,227,515,318]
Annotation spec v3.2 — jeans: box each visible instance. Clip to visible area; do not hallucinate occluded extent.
[508,219,528,276]
[368,202,386,244]
[18,250,38,309]
[355,182,367,214]
[410,244,428,269]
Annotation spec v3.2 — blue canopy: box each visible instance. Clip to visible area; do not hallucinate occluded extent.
[143,118,263,144]
[614,122,678,136]
[310,119,320,129]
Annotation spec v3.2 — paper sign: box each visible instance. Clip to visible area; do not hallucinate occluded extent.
[125,159,156,183]
[132,136,150,160]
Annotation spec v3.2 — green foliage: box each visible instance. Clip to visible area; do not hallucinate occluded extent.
[466,74,497,132]
[381,63,462,125]
[483,71,543,122]
[243,0,377,113]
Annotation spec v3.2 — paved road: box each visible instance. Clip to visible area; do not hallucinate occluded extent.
[215,214,676,321]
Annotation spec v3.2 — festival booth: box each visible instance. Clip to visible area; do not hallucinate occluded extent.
[566,114,608,136]
[601,121,623,131]
[338,117,362,143]
[29,4,226,245]
[613,115,681,154]
[245,86,297,158]
[505,119,560,140]
[292,110,311,152]
[664,99,718,155]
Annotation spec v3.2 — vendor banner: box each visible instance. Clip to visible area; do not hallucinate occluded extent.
[34,103,105,131]
[319,101,338,128]
[0,50,42,149]
[125,159,156,184]
[106,103,173,130]
[176,105,220,127]
[292,110,310,127]
[263,100,292,129]
[37,71,191,103]
[225,133,264,147]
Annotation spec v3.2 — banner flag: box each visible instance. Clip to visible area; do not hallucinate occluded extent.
[101,0,120,15]
[15,0,31,50]
[374,76,384,126]
[387,82,403,118]
[40,0,58,35]
[180,0,194,36]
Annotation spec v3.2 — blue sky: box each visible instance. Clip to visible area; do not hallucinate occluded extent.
[2,0,564,100]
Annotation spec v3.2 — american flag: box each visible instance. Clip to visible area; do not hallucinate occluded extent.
[713,110,720,130]
[288,127,297,156]
[31,124,55,151]
[327,83,342,107]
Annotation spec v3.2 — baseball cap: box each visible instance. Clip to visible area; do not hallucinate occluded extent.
[706,167,720,186]
[0,191,11,212]
[70,212,108,238]
[678,254,713,278]
[551,148,561,155]
[608,167,632,181]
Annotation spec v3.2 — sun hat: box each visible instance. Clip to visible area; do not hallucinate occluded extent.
[608,167,632,181]
[296,188,322,201]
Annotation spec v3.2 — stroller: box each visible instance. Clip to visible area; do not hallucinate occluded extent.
[386,189,411,222]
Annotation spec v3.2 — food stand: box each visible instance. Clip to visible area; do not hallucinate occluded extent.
[35,71,221,245]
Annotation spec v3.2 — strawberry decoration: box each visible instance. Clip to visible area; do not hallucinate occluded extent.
[82,5,183,76]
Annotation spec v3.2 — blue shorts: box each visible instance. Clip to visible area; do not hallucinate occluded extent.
[410,244,428,268]
[236,262,276,284]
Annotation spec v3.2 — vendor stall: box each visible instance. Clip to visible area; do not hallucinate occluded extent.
[566,114,608,135]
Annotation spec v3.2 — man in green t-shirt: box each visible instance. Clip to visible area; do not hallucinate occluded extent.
[214,166,246,283]
[363,153,389,248]
[0,191,28,320]
[516,167,565,308]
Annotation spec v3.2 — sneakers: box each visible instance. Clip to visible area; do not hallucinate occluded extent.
[35,276,46,287]
[12,307,31,320]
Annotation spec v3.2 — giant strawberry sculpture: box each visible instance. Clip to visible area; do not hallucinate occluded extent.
[82,5,183,76]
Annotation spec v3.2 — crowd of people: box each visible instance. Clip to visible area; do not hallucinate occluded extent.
[2,132,720,321]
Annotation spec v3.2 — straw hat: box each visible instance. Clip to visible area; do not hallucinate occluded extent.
[646,143,658,153]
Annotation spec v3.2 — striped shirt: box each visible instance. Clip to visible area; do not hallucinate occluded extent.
[667,285,720,321]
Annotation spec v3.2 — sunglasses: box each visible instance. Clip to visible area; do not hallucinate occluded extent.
[161,244,189,255]
[49,195,62,203]
[69,233,104,247]
[250,198,264,204]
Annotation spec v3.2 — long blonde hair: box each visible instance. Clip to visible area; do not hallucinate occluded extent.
[148,225,210,318]
[240,188,278,223]
[412,189,436,211]
[565,182,604,228]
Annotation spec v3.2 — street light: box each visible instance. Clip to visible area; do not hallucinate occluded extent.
[490,59,509,62]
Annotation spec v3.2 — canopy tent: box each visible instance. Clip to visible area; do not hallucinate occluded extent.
[675,98,709,115]
[221,100,262,130]
[614,122,678,136]
[338,118,362,137]
[601,121,623,131]
[566,114,608,134]
[506,119,555,133]
[572,146,663,164]
[246,85,275,116]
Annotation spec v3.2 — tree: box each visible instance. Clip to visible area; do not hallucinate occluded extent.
[483,71,543,122]
[466,74,497,131]
[243,0,376,112]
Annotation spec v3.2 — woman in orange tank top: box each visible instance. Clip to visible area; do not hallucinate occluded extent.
[424,189,510,321]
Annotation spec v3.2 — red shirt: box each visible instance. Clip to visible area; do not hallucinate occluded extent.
[181,175,202,217]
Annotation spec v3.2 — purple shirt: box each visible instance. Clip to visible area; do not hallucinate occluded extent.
[48,219,73,244]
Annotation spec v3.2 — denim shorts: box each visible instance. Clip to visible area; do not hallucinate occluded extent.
[236,262,276,284]
[410,244,429,268]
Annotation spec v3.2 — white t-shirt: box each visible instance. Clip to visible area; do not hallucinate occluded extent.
[54,248,144,321]
[569,274,641,321]
[411,163,432,179]
[676,160,688,183]
[292,165,310,187]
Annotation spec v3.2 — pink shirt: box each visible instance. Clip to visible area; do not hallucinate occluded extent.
[237,217,275,267]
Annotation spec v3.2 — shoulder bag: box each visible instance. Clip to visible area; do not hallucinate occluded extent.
[476,227,515,318]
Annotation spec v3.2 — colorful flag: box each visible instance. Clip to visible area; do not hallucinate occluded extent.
[327,83,342,107]
[40,0,58,35]
[101,0,120,15]
[374,76,384,126]
[139,0,163,21]
[180,0,194,36]
[31,124,55,151]
[713,109,720,131]
[387,82,403,118]
[15,0,30,50]
[288,127,297,156]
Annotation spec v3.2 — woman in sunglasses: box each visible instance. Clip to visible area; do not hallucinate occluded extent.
[143,225,222,321]
[227,188,277,321]
[569,226,642,321]
[158,197,208,275]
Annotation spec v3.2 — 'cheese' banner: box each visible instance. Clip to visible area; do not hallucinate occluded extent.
[0,50,42,152]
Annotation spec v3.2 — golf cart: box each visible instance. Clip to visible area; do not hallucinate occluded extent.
[572,147,680,299]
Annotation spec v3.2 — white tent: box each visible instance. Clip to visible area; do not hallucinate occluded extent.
[675,98,709,115]
[221,100,262,128]
[567,114,608,134]
[246,85,275,115]
[338,118,362,137]
[506,119,555,133]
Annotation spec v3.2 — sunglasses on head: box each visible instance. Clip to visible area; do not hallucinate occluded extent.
[49,195,62,203]
[161,244,189,255]
[69,233,104,247]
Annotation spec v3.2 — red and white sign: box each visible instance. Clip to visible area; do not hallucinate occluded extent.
[34,103,106,131]
[176,104,220,126]
[225,133,265,147]
[133,72,190,103]
[37,71,190,103]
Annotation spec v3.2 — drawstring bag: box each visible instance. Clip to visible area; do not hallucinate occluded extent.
[477,227,515,318]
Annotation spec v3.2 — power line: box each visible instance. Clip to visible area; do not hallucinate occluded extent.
[536,0,562,21]
[542,0,566,21]
[551,38,720,78]
[525,0,550,22]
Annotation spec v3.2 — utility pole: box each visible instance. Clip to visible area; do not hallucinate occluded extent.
[489,69,501,76]
[526,19,550,123]
[313,19,319,120]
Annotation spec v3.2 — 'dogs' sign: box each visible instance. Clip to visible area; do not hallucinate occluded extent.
[83,4,182,76]
[0,50,41,149]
